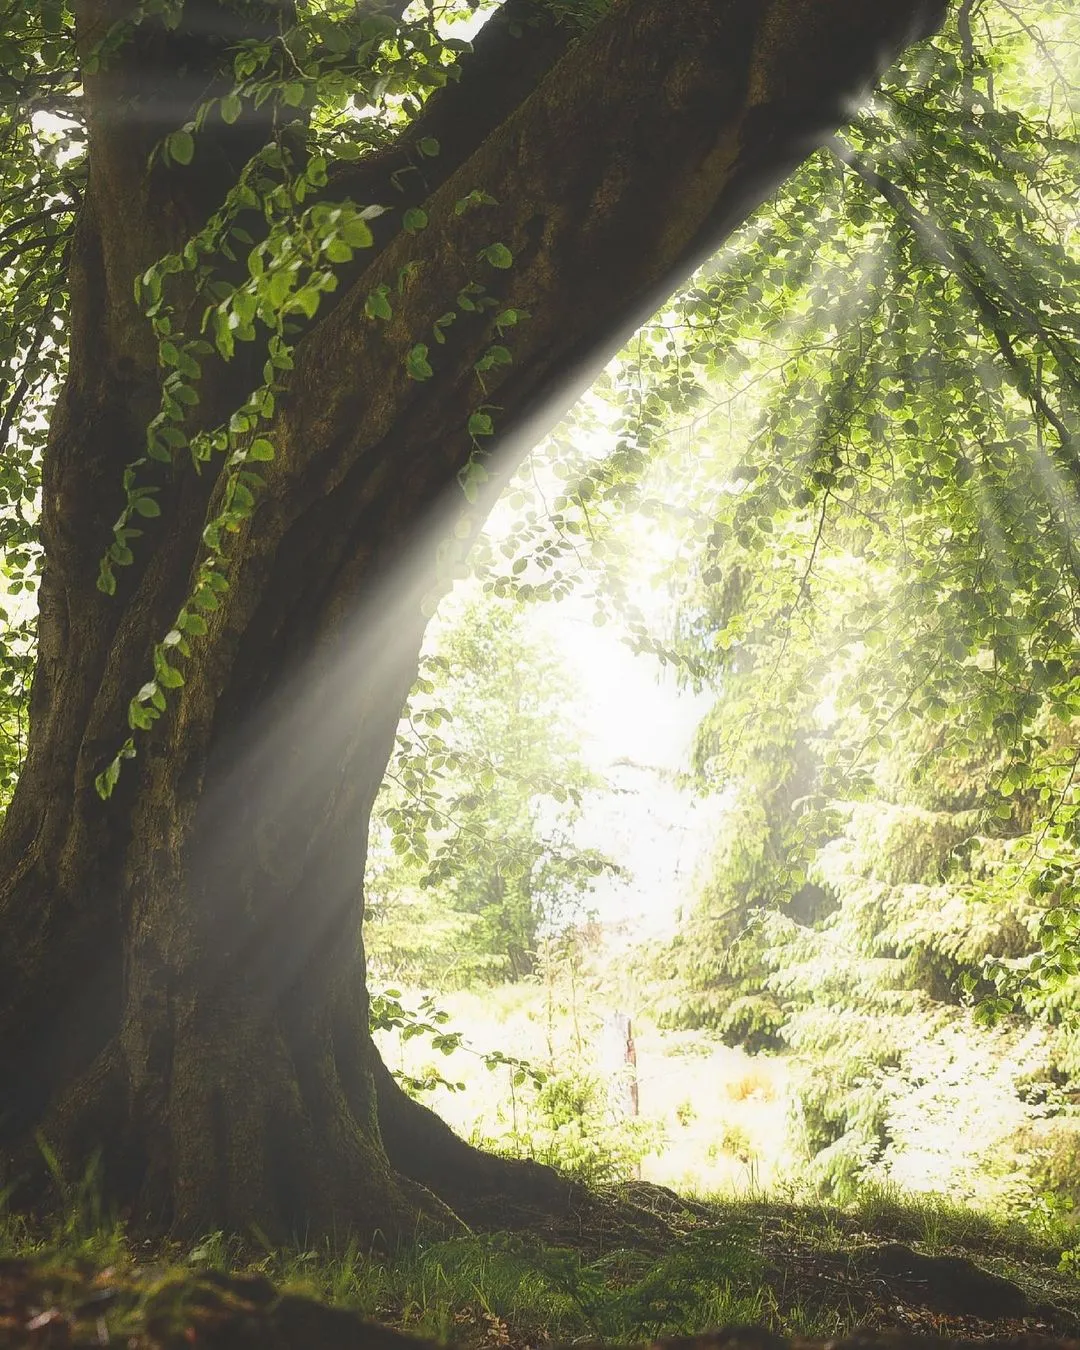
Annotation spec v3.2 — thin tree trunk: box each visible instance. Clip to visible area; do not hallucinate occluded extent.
[0,0,945,1240]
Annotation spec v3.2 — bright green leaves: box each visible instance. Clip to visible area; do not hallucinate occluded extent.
[402,207,429,234]
[468,412,494,439]
[154,641,185,688]
[365,286,392,321]
[97,558,233,799]
[8,0,501,809]
[164,127,195,165]
[406,343,434,380]
[367,599,614,987]
[367,989,543,1099]
[220,91,242,125]
[340,212,375,249]
[178,610,208,636]
[455,189,498,216]
[94,740,135,802]
[96,561,117,597]
[97,139,392,792]
[475,344,512,375]
[98,468,165,597]
[494,307,526,335]
[478,242,513,269]
[192,567,229,614]
[0,0,73,783]
[502,2,1080,1083]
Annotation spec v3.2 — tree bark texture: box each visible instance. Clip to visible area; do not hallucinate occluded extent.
[0,0,947,1240]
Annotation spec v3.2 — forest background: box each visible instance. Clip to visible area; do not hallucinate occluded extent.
[347,0,1080,1231]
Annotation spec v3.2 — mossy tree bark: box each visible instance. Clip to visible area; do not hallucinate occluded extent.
[0,0,945,1241]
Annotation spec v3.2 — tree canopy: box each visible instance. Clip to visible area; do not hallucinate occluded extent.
[524,0,1080,1208]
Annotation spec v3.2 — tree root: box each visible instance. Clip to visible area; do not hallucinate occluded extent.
[10,1007,678,1254]
[373,1056,678,1249]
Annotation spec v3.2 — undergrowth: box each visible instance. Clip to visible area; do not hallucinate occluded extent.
[257,1228,778,1342]
[5,1170,1080,1345]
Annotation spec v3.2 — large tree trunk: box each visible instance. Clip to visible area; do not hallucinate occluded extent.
[0,0,946,1241]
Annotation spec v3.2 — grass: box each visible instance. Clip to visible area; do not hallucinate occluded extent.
[4,1175,1080,1348]
[259,1226,781,1343]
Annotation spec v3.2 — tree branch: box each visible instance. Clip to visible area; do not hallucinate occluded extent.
[323,0,576,220]
[0,227,73,273]
[201,0,948,712]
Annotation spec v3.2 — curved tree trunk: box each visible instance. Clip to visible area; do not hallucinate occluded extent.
[0,0,945,1241]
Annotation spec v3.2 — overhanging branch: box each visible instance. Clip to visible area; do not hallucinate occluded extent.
[325,0,576,219]
[196,0,948,710]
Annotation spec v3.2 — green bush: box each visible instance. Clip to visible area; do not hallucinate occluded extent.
[472,1069,666,1187]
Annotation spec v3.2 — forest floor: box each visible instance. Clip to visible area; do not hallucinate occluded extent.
[3,1184,1080,1349]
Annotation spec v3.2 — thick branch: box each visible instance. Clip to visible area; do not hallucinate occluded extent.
[325,0,576,220]
[195,0,949,719]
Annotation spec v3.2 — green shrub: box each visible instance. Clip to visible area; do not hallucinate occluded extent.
[472,1069,666,1187]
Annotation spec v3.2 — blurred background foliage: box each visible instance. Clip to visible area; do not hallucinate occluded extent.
[370,0,1080,1215]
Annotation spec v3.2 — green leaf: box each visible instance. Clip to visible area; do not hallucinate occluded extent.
[406,344,434,381]
[129,701,155,730]
[432,311,456,343]
[95,756,121,800]
[167,129,195,165]
[365,287,392,321]
[478,242,513,269]
[156,423,188,449]
[294,287,321,319]
[248,438,275,461]
[193,586,220,612]
[403,207,428,234]
[475,344,512,373]
[156,659,185,689]
[342,215,374,248]
[468,411,494,437]
[131,496,162,518]
[455,189,497,215]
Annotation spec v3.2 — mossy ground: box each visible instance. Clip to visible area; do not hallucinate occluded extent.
[3,1184,1080,1348]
